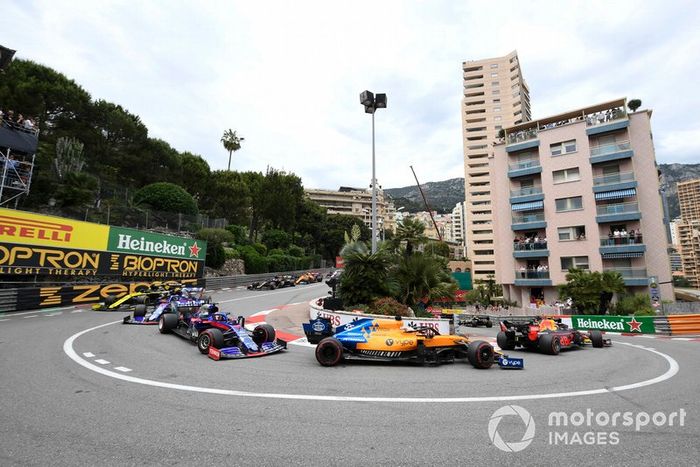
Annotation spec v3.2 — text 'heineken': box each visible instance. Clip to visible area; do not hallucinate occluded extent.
[116,234,186,256]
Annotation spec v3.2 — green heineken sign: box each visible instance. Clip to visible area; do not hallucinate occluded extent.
[107,227,206,261]
[571,315,656,334]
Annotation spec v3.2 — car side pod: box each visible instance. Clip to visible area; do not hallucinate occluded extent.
[498,355,524,369]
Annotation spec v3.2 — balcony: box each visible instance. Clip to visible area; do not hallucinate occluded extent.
[513,241,549,259]
[589,140,633,164]
[506,128,539,153]
[508,159,542,178]
[592,171,637,193]
[510,186,544,204]
[603,267,648,286]
[514,270,552,286]
[585,107,629,136]
[512,212,546,231]
[595,202,641,223]
[599,235,646,258]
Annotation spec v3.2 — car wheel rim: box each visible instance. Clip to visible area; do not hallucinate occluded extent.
[200,335,210,350]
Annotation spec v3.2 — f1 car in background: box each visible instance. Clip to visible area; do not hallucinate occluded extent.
[295,272,324,285]
[303,316,523,369]
[123,288,209,325]
[497,317,611,355]
[457,314,494,328]
[247,275,295,291]
[92,281,201,311]
[158,304,286,360]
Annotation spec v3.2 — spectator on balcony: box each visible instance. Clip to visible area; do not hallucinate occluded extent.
[23,117,35,131]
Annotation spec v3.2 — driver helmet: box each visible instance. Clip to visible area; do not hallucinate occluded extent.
[213,312,227,322]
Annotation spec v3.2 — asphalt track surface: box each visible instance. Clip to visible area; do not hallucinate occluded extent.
[1,283,699,466]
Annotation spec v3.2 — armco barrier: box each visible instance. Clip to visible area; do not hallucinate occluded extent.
[309,298,451,334]
[659,314,700,336]
[204,268,331,289]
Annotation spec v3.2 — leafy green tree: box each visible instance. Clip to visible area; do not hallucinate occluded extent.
[55,172,98,207]
[318,214,371,262]
[391,217,427,256]
[261,168,305,232]
[195,228,235,245]
[425,240,451,258]
[134,182,198,215]
[201,171,250,224]
[610,293,655,316]
[53,137,86,179]
[338,242,394,306]
[240,171,265,241]
[627,99,642,112]
[390,252,457,307]
[261,229,291,250]
[221,129,244,171]
[226,224,249,245]
[179,152,210,199]
[559,269,625,314]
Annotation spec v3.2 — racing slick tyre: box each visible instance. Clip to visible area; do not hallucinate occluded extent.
[539,334,561,355]
[253,324,276,345]
[135,295,148,304]
[133,304,147,318]
[496,331,516,351]
[589,330,604,348]
[315,337,344,366]
[104,295,117,308]
[467,340,494,369]
[269,283,277,290]
[159,313,178,334]
[134,285,149,293]
[486,319,493,328]
[197,328,225,354]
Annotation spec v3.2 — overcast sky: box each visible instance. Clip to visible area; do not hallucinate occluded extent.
[3,1,699,190]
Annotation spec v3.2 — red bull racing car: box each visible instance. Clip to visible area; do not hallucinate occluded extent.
[497,317,611,355]
[158,304,287,360]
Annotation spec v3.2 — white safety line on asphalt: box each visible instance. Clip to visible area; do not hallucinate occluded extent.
[217,283,324,304]
[71,309,84,313]
[288,337,315,348]
[23,315,38,319]
[94,359,110,365]
[64,321,680,403]
[83,352,95,358]
[0,318,9,322]
[45,312,63,317]
[114,367,132,372]
[2,305,78,318]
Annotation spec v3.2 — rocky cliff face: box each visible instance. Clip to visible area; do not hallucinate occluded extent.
[385,164,700,218]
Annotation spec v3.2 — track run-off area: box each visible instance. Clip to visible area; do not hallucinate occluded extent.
[1,282,699,465]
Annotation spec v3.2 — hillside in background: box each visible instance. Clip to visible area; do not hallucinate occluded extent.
[386,164,700,217]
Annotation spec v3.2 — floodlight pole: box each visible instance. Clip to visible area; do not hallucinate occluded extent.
[371,111,377,254]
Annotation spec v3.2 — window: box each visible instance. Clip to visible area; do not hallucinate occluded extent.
[555,196,583,212]
[551,140,577,156]
[495,125,502,130]
[491,81,499,86]
[553,167,581,184]
[561,256,589,271]
[491,72,498,77]
[492,90,500,95]
[493,98,501,103]
[494,116,502,121]
[493,107,501,112]
[490,63,498,69]
[558,226,586,241]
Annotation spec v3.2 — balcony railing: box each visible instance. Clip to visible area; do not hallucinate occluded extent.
[596,202,639,216]
[515,270,550,279]
[590,140,631,157]
[600,234,643,246]
[507,128,538,145]
[510,186,543,197]
[603,267,647,278]
[585,107,627,127]
[508,160,541,171]
[514,241,548,251]
[593,171,635,186]
[512,212,545,224]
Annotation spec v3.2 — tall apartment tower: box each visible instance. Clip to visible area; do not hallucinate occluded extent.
[491,98,673,306]
[677,179,700,287]
[461,50,531,282]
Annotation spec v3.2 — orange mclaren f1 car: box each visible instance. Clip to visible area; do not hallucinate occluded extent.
[303,316,523,369]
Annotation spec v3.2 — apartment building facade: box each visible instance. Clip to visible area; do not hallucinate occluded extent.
[305,186,397,234]
[677,179,700,287]
[491,98,673,306]
[461,50,531,283]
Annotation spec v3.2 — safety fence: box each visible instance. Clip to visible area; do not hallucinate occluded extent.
[0,268,333,313]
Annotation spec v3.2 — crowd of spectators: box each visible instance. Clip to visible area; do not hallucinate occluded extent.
[513,234,548,250]
[606,228,642,245]
[0,108,39,135]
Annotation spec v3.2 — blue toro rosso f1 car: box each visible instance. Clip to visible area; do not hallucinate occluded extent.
[158,304,287,360]
[123,288,209,325]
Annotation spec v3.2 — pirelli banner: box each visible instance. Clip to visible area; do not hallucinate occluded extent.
[0,208,207,280]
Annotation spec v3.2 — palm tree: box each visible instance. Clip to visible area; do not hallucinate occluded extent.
[391,252,457,307]
[599,270,625,314]
[391,217,428,256]
[220,129,244,171]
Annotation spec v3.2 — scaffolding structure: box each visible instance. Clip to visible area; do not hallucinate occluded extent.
[0,148,35,207]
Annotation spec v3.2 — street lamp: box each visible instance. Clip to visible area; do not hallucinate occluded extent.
[360,90,387,253]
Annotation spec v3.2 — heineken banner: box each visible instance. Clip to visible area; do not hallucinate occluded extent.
[570,315,656,334]
[0,208,206,279]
